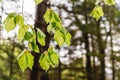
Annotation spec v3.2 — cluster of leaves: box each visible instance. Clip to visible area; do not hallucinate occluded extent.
[17,49,34,72]
[3,0,71,72]
[39,47,59,71]
[90,0,115,20]
[44,9,71,47]
[4,13,28,42]
[17,47,59,72]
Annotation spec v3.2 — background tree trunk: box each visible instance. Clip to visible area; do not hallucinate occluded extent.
[82,32,92,80]
[96,20,105,80]
[91,35,97,80]
[83,1,93,79]
[110,24,115,80]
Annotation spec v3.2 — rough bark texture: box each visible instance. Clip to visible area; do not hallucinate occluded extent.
[30,0,51,80]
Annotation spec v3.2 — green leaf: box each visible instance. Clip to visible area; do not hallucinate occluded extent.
[65,32,71,46]
[44,9,61,23]
[28,41,40,53]
[24,31,33,40]
[54,22,66,33]
[39,52,50,71]
[49,22,66,34]
[39,47,59,71]
[50,52,59,65]
[54,31,64,47]
[17,50,28,72]
[47,23,53,33]
[44,9,71,47]
[104,0,115,5]
[4,13,25,32]
[16,15,25,27]
[48,47,59,66]
[90,6,104,20]
[52,12,61,22]
[28,29,40,53]
[17,49,34,72]
[7,13,17,18]
[34,0,43,5]
[4,13,17,32]
[0,0,2,2]
[29,29,36,42]
[4,18,16,32]
[37,28,46,46]
[44,9,53,23]
[27,52,34,69]
[17,25,28,42]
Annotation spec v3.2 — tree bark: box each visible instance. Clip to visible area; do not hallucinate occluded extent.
[96,20,105,80]
[110,24,115,80]
[83,1,93,79]
[91,35,97,80]
[58,60,61,80]
[82,32,92,80]
[30,0,50,80]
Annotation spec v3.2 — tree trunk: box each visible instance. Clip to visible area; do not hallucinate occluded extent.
[91,35,97,80]
[110,24,115,80]
[58,60,61,80]
[96,21,105,80]
[30,0,51,80]
[83,1,93,79]
[82,32,92,80]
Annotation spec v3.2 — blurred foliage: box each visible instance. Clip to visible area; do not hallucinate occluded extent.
[1,0,120,80]
[0,39,29,80]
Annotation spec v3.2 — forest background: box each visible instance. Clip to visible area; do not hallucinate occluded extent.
[1,0,120,80]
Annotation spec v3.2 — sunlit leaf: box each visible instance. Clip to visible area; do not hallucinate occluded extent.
[17,49,34,72]
[17,50,27,72]
[54,31,64,47]
[65,32,71,46]
[34,0,43,5]
[39,52,50,71]
[37,28,46,46]
[104,0,115,5]
[17,25,28,42]
[48,47,59,66]
[44,9,53,23]
[44,9,72,47]
[44,9,61,23]
[55,22,66,33]
[16,15,25,27]
[52,12,61,22]
[47,23,53,33]
[39,47,59,71]
[27,52,34,69]
[90,6,104,20]
[4,13,17,32]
